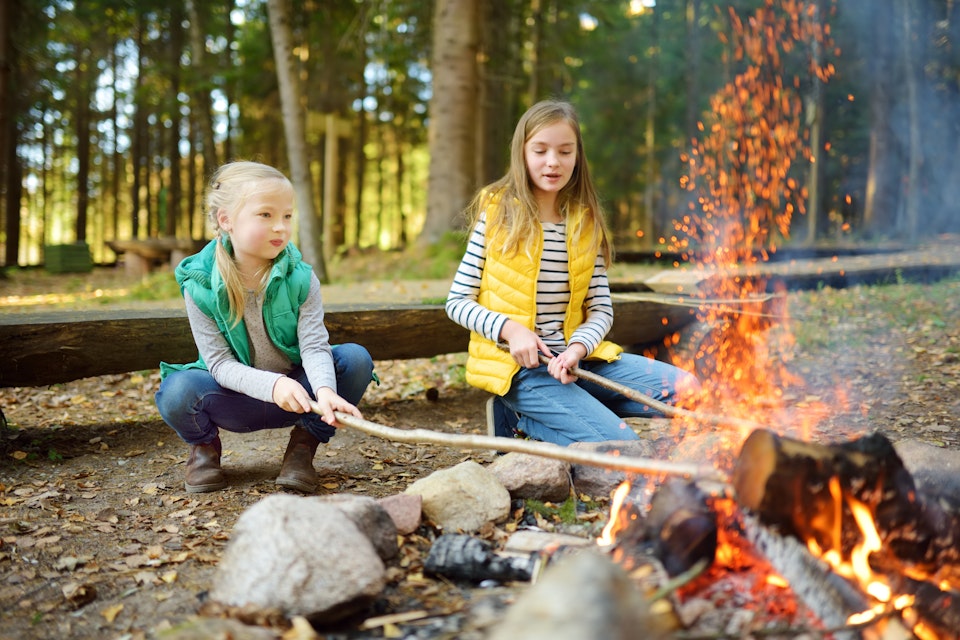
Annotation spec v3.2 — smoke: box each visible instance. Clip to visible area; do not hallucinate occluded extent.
[833,0,960,237]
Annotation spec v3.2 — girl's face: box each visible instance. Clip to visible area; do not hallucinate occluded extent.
[524,121,578,200]
[218,179,295,268]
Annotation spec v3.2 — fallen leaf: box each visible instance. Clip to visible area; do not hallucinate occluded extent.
[101,603,123,622]
[62,582,97,609]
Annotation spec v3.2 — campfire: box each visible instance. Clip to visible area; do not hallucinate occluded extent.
[584,3,960,637]
[594,429,960,639]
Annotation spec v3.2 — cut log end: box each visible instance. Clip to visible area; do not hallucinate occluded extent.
[731,428,778,511]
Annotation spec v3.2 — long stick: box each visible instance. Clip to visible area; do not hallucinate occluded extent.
[318,407,728,485]
[525,349,767,432]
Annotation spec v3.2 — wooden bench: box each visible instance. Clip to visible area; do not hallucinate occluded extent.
[0,296,698,388]
[106,238,206,277]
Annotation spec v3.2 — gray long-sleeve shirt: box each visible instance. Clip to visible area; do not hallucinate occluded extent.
[184,274,336,403]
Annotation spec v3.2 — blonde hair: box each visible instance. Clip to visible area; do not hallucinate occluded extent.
[468,100,611,267]
[205,161,293,326]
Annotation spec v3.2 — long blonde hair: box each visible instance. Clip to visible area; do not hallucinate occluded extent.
[468,100,612,267]
[205,161,293,326]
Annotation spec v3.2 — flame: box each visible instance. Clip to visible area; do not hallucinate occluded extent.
[802,480,939,636]
[597,481,632,547]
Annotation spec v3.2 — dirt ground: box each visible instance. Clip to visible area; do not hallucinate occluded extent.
[1,262,959,639]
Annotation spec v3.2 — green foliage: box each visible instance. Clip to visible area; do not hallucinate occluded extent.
[789,275,960,353]
[125,272,182,301]
[329,232,466,283]
[524,497,579,525]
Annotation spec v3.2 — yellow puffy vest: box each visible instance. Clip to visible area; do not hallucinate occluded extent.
[466,203,622,396]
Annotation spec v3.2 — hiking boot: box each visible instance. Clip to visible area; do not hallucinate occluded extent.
[486,396,520,438]
[184,436,227,493]
[276,426,321,493]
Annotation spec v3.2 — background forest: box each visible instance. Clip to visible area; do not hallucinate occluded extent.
[0,0,958,283]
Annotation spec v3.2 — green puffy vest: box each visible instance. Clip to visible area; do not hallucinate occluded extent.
[159,238,313,379]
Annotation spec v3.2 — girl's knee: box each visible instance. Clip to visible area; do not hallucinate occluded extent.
[335,343,374,373]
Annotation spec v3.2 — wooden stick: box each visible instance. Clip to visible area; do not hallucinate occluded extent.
[319,407,728,484]
[523,348,767,432]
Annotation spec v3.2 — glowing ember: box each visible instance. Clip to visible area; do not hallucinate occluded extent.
[661,0,837,441]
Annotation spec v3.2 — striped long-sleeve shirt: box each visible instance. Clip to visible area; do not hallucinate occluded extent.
[445,213,615,356]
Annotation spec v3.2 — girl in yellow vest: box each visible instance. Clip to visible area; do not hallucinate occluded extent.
[446,101,700,445]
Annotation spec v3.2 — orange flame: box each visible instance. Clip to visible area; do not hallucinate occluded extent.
[803,479,941,637]
[598,481,633,547]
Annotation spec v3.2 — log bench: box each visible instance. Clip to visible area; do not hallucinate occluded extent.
[106,238,206,277]
[0,295,699,388]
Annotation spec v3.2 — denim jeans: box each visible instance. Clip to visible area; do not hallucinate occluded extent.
[155,343,374,445]
[501,352,700,446]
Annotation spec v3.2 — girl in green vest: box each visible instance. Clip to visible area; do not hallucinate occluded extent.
[446,100,700,446]
[155,161,374,493]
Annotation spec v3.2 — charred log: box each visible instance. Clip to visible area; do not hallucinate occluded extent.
[423,534,539,584]
[608,478,717,577]
[888,575,960,640]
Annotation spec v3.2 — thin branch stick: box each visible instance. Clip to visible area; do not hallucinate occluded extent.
[322,409,728,485]
[521,348,767,432]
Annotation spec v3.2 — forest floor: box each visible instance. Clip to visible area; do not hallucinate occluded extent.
[1,245,960,639]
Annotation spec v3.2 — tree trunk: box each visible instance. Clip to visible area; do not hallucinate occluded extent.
[166,3,185,238]
[267,0,327,281]
[643,7,659,246]
[130,11,146,239]
[185,0,219,177]
[476,0,512,188]
[420,0,479,247]
[898,0,921,242]
[0,0,16,265]
[684,0,701,149]
[73,37,91,244]
[861,4,899,236]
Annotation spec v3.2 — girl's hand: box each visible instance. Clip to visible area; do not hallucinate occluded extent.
[312,387,363,427]
[500,319,552,369]
[547,343,587,384]
[272,376,315,413]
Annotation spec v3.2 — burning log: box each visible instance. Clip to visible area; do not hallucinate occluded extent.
[733,428,960,637]
[603,478,717,578]
[733,428,960,585]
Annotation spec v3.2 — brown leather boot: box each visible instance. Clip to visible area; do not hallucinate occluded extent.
[276,427,321,493]
[184,436,227,493]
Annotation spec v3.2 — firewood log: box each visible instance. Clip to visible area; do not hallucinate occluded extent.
[733,428,960,634]
[609,478,717,577]
[423,534,539,584]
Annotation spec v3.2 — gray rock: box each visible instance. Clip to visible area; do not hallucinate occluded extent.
[404,460,511,532]
[315,494,398,560]
[569,440,658,499]
[487,452,571,502]
[895,438,960,508]
[487,548,672,640]
[210,494,386,623]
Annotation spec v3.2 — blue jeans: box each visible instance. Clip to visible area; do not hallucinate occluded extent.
[501,353,700,446]
[155,343,374,445]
